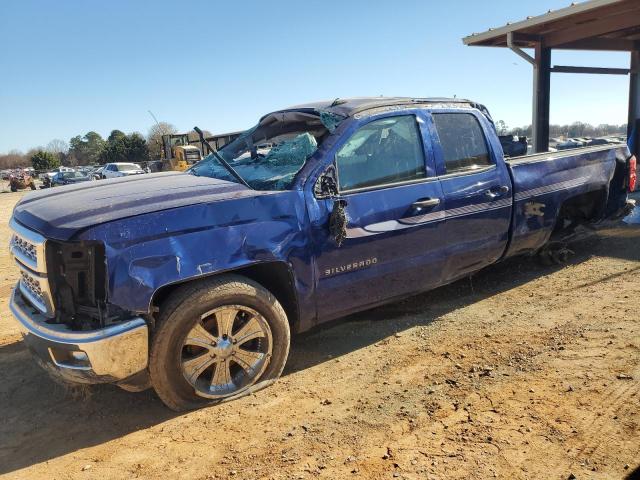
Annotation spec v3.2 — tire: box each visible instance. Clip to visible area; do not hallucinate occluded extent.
[10,185,17,192]
[29,182,36,190]
[537,243,572,266]
[149,274,290,411]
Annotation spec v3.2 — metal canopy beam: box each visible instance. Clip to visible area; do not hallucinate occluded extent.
[544,11,640,48]
[629,50,640,155]
[532,44,551,153]
[551,66,631,75]
[507,32,535,65]
[556,38,640,52]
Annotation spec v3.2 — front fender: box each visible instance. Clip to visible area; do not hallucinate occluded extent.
[77,191,310,314]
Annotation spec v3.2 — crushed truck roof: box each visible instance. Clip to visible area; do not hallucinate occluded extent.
[265,96,482,119]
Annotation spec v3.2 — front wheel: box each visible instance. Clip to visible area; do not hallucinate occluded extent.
[149,275,290,411]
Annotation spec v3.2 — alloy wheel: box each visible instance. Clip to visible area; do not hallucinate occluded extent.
[180,305,273,399]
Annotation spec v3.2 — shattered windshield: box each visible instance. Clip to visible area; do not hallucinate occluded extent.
[189,110,338,190]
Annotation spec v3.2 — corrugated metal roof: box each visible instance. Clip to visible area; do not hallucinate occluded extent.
[463,0,640,51]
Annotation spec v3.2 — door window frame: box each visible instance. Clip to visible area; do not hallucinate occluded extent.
[330,110,438,196]
[425,109,500,179]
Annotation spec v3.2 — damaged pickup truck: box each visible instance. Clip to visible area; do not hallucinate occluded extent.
[8,97,636,410]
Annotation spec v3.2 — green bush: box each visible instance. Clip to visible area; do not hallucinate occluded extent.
[31,150,60,171]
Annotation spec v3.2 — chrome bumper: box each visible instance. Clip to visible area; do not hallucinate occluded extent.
[10,287,149,384]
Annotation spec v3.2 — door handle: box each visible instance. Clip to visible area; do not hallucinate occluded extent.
[485,185,510,199]
[412,198,441,209]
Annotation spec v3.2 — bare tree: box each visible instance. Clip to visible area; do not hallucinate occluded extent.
[187,129,212,142]
[495,120,509,136]
[46,138,69,155]
[0,150,29,169]
[147,122,177,159]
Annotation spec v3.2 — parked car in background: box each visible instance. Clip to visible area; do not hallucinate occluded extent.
[102,162,145,178]
[587,138,611,147]
[92,166,105,180]
[499,134,528,157]
[556,139,584,150]
[40,166,74,180]
[50,171,92,187]
[76,166,95,175]
[41,166,75,187]
[145,160,164,173]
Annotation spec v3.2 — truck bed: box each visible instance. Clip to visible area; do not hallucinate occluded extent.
[504,144,630,258]
[506,144,625,165]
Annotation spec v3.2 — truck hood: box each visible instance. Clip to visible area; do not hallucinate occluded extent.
[13,172,255,240]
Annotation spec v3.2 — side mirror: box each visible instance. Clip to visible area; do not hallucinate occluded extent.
[314,165,339,199]
[314,165,348,246]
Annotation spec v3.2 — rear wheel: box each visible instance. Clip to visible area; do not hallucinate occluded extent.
[149,275,290,411]
[537,242,573,265]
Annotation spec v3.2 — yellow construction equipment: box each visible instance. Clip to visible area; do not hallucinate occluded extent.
[161,134,203,171]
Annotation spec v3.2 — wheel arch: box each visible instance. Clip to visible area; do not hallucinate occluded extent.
[551,187,608,238]
[561,187,608,221]
[150,261,300,332]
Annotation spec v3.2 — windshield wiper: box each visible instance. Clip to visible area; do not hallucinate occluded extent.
[193,126,251,189]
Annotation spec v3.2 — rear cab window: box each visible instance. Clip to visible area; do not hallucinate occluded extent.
[336,115,426,192]
[431,113,492,175]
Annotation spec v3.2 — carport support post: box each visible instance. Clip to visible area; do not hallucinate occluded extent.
[628,50,640,155]
[532,43,551,153]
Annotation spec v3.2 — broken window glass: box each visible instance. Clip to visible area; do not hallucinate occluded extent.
[190,111,329,190]
[317,110,344,133]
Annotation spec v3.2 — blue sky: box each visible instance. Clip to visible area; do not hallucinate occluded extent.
[0,0,632,153]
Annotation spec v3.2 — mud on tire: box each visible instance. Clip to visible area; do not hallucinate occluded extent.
[149,274,290,411]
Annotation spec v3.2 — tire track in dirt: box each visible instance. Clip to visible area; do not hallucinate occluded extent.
[570,381,639,460]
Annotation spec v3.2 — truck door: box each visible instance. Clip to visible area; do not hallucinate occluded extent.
[429,111,513,283]
[310,112,447,322]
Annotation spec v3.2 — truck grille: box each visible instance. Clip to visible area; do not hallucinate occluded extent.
[18,269,53,314]
[11,235,37,264]
[9,217,54,317]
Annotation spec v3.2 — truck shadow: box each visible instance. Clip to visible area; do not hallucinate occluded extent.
[0,341,173,474]
[286,220,640,375]
[0,219,638,475]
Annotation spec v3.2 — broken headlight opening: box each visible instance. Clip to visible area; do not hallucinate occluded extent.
[45,240,127,330]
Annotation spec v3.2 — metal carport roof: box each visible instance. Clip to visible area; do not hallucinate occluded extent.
[464,0,640,155]
[463,0,640,51]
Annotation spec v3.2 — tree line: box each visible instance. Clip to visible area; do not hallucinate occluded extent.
[494,120,628,139]
[0,121,178,171]
[1,119,629,171]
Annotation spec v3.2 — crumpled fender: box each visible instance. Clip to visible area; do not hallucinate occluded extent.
[76,190,312,315]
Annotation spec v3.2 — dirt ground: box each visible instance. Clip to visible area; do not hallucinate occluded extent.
[0,190,638,480]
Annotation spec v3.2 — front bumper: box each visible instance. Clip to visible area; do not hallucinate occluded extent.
[10,287,149,384]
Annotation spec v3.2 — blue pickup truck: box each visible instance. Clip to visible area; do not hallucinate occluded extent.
[8,97,636,410]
